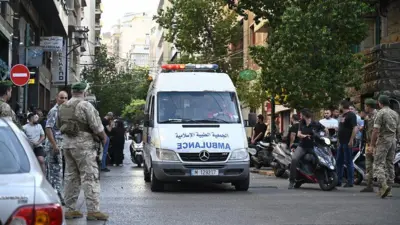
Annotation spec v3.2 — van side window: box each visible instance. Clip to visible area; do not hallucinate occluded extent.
[145,94,151,114]
[150,96,155,121]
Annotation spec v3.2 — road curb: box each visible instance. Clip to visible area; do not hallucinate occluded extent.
[250,168,274,176]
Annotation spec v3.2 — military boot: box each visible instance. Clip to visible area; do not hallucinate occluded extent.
[378,184,391,199]
[65,211,84,219]
[387,190,392,197]
[87,211,109,221]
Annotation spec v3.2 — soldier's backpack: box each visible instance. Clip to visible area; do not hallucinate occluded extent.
[58,100,91,136]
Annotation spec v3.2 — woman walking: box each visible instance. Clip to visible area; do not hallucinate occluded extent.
[110,120,126,166]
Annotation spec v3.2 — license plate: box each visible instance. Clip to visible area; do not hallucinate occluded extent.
[136,152,142,155]
[191,169,219,176]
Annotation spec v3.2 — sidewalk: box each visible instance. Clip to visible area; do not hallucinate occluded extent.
[252,167,400,188]
[250,167,275,176]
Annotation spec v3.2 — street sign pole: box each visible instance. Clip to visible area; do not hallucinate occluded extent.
[24,24,30,112]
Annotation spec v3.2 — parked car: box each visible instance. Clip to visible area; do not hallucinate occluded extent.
[0,118,65,225]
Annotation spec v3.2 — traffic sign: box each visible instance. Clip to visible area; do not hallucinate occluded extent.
[10,64,30,86]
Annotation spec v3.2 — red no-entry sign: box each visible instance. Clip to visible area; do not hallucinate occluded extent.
[10,64,30,86]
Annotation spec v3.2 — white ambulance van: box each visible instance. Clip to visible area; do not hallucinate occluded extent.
[143,64,250,192]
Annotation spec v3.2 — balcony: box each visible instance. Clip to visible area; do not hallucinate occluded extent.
[95,23,102,31]
[95,4,102,14]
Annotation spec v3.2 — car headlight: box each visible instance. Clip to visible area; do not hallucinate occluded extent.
[229,149,249,161]
[156,149,179,161]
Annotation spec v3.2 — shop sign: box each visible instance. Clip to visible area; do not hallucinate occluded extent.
[40,37,63,52]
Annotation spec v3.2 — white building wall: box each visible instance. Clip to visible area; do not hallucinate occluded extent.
[80,0,96,71]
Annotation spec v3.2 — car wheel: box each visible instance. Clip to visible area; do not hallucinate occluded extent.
[233,175,250,191]
[150,168,164,192]
[143,161,151,182]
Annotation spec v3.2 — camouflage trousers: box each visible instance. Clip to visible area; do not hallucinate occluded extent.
[64,145,100,212]
[365,153,374,186]
[45,139,63,195]
[373,138,396,186]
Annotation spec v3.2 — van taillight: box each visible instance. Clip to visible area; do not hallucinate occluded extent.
[6,204,63,225]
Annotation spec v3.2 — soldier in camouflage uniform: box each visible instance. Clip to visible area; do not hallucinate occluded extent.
[57,82,109,220]
[45,90,68,205]
[0,81,20,126]
[372,95,400,198]
[360,98,378,192]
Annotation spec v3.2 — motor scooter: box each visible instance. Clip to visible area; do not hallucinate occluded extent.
[249,134,274,169]
[394,142,400,184]
[130,132,144,167]
[293,130,338,191]
[270,142,292,178]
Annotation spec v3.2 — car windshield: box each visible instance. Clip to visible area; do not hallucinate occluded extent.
[157,91,241,123]
[0,126,30,174]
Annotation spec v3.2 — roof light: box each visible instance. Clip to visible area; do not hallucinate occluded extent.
[161,64,219,71]
[161,64,185,70]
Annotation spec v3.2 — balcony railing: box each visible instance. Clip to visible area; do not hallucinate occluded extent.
[95,5,102,14]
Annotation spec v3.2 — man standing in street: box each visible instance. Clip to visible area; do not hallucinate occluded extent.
[23,113,46,172]
[251,114,267,144]
[57,82,108,220]
[336,100,358,187]
[45,90,68,205]
[101,112,114,172]
[371,95,399,198]
[360,98,378,193]
[0,80,20,126]
[319,109,339,136]
[350,105,364,148]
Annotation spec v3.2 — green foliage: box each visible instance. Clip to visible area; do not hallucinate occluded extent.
[81,45,151,116]
[155,0,241,61]
[121,99,146,122]
[227,0,373,110]
[154,0,266,109]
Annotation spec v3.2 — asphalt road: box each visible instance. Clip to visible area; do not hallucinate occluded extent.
[67,148,400,225]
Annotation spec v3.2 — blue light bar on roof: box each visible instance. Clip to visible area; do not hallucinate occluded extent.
[185,64,219,70]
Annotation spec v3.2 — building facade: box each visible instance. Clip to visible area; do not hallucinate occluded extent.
[0,0,92,112]
[149,0,175,76]
[80,0,102,72]
[349,0,400,112]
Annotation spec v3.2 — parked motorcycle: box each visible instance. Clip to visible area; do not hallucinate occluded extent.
[249,134,274,169]
[130,132,144,167]
[395,142,400,184]
[270,142,292,178]
[293,131,338,191]
[334,145,365,185]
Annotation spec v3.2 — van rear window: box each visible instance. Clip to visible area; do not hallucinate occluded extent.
[157,92,241,124]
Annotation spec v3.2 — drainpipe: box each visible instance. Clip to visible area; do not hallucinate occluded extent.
[11,0,21,113]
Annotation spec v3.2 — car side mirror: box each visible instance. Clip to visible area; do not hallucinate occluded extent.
[248,113,257,127]
[143,114,153,127]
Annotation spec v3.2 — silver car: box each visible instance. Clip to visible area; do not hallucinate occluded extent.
[0,118,65,225]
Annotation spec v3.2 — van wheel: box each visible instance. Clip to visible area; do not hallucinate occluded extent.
[150,168,164,192]
[143,161,151,182]
[233,175,250,191]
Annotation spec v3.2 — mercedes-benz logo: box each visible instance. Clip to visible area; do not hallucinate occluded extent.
[199,150,210,161]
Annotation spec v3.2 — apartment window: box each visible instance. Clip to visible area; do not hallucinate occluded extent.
[41,28,51,69]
